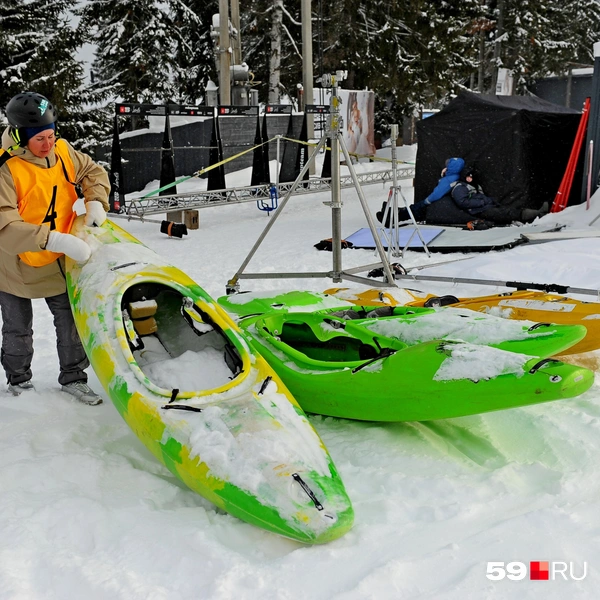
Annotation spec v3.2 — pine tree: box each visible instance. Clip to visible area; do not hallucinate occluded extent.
[242,0,304,105]
[77,0,179,107]
[312,1,480,133]
[0,0,92,147]
[480,0,600,94]
[168,0,219,104]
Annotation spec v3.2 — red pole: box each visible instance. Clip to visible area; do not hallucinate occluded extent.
[551,97,590,213]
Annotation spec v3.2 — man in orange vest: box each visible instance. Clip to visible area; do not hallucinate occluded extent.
[0,92,110,404]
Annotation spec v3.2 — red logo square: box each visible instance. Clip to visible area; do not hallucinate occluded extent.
[530,561,549,580]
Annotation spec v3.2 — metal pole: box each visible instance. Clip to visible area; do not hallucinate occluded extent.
[301,0,315,174]
[588,140,594,209]
[329,79,343,281]
[276,134,281,189]
[230,0,242,65]
[337,131,396,285]
[389,124,400,257]
[491,0,505,93]
[219,0,231,105]
[566,66,573,108]
[392,272,600,298]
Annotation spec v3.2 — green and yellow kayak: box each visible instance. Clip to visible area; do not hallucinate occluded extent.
[65,218,353,544]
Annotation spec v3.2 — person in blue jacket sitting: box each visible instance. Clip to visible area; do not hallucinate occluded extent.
[376,157,464,225]
[376,158,548,226]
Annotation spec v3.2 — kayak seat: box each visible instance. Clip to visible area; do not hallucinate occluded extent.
[423,295,459,308]
[128,299,158,336]
[279,322,377,362]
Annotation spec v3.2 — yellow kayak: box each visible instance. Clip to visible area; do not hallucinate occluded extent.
[324,287,600,356]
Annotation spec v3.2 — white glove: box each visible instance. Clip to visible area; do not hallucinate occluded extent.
[84,200,107,227]
[46,231,91,262]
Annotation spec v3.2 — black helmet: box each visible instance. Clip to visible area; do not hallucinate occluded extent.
[5,92,58,128]
[460,165,475,182]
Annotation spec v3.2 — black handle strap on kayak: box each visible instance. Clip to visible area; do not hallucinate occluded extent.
[292,473,324,511]
[162,388,204,412]
[507,281,569,293]
[258,376,272,395]
[352,339,397,373]
[323,317,346,330]
[162,404,203,412]
[528,358,560,373]
[111,262,140,271]
[528,322,552,331]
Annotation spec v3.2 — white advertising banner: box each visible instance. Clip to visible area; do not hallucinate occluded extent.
[314,88,377,156]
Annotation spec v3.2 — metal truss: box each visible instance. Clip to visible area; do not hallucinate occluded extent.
[123,165,416,219]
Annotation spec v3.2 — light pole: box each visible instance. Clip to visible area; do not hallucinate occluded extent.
[219,0,231,105]
[301,0,315,168]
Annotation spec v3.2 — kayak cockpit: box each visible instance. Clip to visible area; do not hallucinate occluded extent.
[254,312,407,367]
[117,281,248,397]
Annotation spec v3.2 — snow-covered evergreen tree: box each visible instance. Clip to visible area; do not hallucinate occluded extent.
[168,0,219,104]
[77,0,179,107]
[481,0,600,94]
[313,1,480,134]
[4,0,599,151]
[0,0,96,148]
[242,0,303,104]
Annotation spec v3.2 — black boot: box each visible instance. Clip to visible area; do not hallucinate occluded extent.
[521,202,549,222]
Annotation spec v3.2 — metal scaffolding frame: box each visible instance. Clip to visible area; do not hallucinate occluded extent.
[225,71,399,294]
[379,124,431,258]
[122,165,415,219]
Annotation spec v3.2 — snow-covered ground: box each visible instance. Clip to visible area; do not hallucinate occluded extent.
[2,145,600,599]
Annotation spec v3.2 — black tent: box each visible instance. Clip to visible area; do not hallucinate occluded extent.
[415,91,584,223]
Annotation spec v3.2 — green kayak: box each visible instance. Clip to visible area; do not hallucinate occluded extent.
[217,291,594,421]
[218,290,589,359]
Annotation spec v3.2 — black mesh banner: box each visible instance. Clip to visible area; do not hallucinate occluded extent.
[207,114,226,191]
[279,113,309,184]
[159,114,177,196]
[108,114,125,213]
[251,114,268,186]
[261,113,270,183]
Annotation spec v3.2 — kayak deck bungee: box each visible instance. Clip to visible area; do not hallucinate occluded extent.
[65,218,353,544]
[325,287,600,356]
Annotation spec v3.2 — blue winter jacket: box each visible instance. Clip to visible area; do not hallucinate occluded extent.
[423,157,465,205]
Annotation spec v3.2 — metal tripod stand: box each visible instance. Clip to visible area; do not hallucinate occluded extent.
[379,124,431,258]
[226,71,397,293]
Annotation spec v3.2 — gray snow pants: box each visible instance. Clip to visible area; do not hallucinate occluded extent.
[0,291,89,386]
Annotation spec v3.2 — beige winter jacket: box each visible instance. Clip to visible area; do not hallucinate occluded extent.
[0,128,110,298]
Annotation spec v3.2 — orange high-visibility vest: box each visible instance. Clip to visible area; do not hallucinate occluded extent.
[5,139,78,267]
